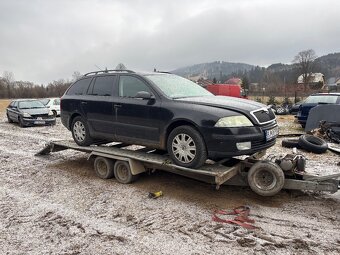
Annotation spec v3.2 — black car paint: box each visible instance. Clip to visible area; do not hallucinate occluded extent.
[61,73,277,159]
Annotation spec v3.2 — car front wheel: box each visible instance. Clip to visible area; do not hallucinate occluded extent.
[71,116,93,146]
[167,125,207,169]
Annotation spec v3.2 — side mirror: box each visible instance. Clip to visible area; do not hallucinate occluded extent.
[135,91,154,100]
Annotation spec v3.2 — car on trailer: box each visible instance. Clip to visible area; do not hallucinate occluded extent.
[61,70,278,168]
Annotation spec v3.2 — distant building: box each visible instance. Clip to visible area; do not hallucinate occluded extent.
[225,77,242,85]
[297,73,324,84]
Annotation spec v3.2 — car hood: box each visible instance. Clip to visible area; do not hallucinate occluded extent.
[20,108,49,115]
[175,96,267,113]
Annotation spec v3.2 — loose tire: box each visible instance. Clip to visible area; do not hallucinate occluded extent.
[94,157,115,179]
[71,116,93,146]
[167,125,207,168]
[281,138,300,148]
[298,134,328,154]
[247,161,285,197]
[114,160,138,184]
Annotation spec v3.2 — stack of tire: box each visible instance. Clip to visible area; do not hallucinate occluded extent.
[282,134,328,154]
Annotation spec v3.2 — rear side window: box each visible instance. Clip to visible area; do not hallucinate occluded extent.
[67,78,92,95]
[119,76,151,97]
[90,76,115,96]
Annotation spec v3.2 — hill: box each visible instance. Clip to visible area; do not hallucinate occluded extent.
[172,61,254,81]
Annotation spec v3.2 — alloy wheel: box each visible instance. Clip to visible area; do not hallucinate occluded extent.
[73,121,86,142]
[171,133,197,164]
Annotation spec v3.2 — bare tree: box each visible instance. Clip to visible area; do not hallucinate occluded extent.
[293,49,317,89]
[72,71,82,81]
[115,63,127,70]
[3,71,15,98]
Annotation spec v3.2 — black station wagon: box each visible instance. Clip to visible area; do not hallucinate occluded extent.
[61,70,278,168]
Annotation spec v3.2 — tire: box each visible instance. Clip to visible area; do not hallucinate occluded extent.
[94,157,115,179]
[113,160,138,184]
[71,116,93,146]
[7,114,13,123]
[281,138,300,148]
[276,107,286,115]
[52,110,57,117]
[247,161,285,197]
[167,125,207,168]
[298,134,328,154]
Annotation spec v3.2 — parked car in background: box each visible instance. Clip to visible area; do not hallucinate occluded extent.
[297,93,340,127]
[40,97,60,117]
[289,101,304,115]
[6,99,56,127]
[61,70,278,168]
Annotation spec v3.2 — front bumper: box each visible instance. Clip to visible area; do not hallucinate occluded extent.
[22,117,56,126]
[202,123,278,159]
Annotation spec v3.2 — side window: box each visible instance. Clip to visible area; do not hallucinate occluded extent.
[119,76,151,97]
[67,78,92,95]
[91,76,115,96]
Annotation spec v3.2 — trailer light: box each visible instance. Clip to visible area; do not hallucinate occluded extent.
[236,142,251,150]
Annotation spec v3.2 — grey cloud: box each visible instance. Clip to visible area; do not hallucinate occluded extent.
[0,0,339,84]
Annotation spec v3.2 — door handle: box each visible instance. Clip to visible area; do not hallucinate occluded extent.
[114,104,122,108]
[81,101,87,105]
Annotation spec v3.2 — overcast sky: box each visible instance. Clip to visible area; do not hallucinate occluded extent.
[1,0,339,84]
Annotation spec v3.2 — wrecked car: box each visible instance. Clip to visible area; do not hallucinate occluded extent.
[61,70,278,168]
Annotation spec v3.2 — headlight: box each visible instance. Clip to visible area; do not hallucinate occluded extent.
[214,115,253,127]
[48,110,54,116]
[22,112,31,118]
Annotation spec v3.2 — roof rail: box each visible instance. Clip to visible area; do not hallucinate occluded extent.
[83,69,135,76]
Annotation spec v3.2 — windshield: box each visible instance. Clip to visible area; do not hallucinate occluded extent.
[145,74,212,99]
[18,100,46,109]
[305,95,338,104]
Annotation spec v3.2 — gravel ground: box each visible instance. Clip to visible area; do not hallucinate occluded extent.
[0,109,339,254]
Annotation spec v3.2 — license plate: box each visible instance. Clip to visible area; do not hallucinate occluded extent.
[265,126,279,141]
[34,120,45,125]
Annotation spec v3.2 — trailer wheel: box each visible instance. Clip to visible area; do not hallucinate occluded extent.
[247,162,285,196]
[114,160,138,184]
[94,157,115,179]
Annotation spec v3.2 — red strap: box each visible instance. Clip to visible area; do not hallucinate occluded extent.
[212,206,258,229]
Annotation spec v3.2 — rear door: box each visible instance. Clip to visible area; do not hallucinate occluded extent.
[83,75,117,136]
[114,75,161,145]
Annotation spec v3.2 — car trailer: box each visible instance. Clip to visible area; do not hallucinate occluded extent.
[36,140,340,197]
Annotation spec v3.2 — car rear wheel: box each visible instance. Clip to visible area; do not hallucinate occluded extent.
[167,125,207,168]
[71,116,93,146]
